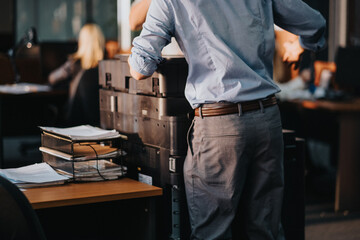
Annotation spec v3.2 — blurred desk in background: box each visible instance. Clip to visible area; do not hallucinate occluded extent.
[0,42,76,168]
[279,98,360,212]
[0,84,67,168]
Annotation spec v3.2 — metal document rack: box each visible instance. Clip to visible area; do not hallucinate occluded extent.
[40,130,126,182]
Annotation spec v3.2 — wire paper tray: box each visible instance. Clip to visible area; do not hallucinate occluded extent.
[39,125,127,181]
[42,151,127,182]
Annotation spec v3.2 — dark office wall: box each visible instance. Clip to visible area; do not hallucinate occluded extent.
[0,0,14,53]
[347,0,360,47]
[303,0,330,61]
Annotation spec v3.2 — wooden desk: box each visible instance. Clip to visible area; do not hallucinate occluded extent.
[24,177,162,209]
[24,178,162,240]
[279,98,360,212]
[298,98,360,112]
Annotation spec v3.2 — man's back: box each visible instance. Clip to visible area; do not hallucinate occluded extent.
[128,1,325,239]
[130,0,325,107]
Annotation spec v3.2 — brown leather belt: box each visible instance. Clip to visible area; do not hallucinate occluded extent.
[194,95,277,117]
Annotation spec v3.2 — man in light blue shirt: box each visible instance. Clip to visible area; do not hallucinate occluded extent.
[128,0,325,239]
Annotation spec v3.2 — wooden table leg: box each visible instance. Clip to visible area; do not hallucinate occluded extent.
[335,113,360,212]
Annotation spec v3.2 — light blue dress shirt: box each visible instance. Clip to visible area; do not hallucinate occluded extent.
[129,0,326,108]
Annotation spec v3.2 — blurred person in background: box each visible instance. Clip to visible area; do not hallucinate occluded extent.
[48,23,104,127]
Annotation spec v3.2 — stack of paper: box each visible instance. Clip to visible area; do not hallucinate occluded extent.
[39,125,127,141]
[39,144,124,161]
[55,160,127,181]
[39,125,127,181]
[0,163,69,188]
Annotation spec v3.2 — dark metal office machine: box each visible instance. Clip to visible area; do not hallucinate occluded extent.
[98,55,305,240]
[99,54,191,240]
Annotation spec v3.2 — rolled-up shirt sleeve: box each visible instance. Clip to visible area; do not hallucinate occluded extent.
[129,0,175,76]
[273,0,326,52]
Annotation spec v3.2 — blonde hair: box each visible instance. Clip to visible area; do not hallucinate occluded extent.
[72,23,105,70]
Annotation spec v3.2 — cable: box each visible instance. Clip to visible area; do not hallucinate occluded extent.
[78,142,107,181]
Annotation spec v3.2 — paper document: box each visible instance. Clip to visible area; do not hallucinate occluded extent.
[0,163,69,188]
[39,145,124,161]
[53,160,127,181]
[39,125,127,141]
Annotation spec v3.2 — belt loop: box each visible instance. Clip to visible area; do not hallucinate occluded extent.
[199,106,203,118]
[259,100,264,113]
[237,103,243,116]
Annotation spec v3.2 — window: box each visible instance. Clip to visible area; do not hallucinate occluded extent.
[16,0,117,42]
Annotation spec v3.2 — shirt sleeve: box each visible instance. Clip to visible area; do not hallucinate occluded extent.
[272,0,326,52]
[128,0,175,76]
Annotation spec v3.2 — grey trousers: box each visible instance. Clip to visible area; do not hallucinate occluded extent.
[184,105,285,240]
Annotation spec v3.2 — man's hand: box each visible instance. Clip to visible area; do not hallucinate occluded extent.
[282,39,304,63]
[128,57,150,80]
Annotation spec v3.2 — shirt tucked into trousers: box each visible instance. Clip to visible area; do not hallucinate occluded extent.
[184,105,284,239]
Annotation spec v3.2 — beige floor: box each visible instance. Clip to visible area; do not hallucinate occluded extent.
[305,202,360,240]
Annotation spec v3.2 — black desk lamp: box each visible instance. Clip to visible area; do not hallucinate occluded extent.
[7,27,38,83]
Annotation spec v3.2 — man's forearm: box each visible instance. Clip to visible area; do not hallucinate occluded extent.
[129,66,149,80]
[128,57,150,80]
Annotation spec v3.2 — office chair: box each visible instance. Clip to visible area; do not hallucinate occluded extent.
[0,175,47,240]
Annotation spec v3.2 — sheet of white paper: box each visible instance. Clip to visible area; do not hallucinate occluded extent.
[0,163,69,183]
[39,125,123,140]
